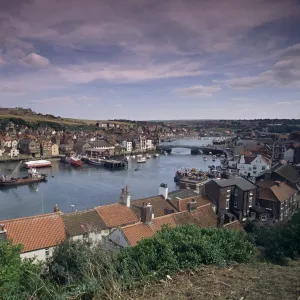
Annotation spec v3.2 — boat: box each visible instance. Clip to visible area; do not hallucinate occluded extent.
[212,155,216,159]
[153,153,160,158]
[70,156,83,167]
[209,152,212,155]
[135,168,140,171]
[131,155,136,159]
[136,155,146,163]
[0,162,47,187]
[203,157,207,161]
[126,156,131,160]
[24,160,52,168]
[163,151,168,156]
[60,156,70,163]
[87,158,104,166]
[146,154,151,159]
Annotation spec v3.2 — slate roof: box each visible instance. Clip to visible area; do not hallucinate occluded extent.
[131,195,176,218]
[0,213,66,253]
[62,209,106,236]
[168,189,199,200]
[273,164,299,184]
[258,181,297,202]
[95,203,139,228]
[213,177,256,191]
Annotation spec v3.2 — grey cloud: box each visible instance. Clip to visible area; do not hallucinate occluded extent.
[176,85,221,97]
[23,53,50,67]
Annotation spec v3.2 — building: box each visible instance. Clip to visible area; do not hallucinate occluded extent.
[256,180,298,222]
[146,139,154,150]
[86,140,115,157]
[205,177,258,222]
[0,213,66,261]
[61,209,107,244]
[122,140,132,152]
[19,138,40,157]
[10,148,19,158]
[108,202,218,248]
[230,154,270,177]
[40,140,52,157]
[51,143,59,156]
[73,141,91,154]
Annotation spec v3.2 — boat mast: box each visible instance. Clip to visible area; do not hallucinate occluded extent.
[7,161,23,180]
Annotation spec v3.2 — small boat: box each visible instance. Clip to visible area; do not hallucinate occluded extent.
[136,155,146,163]
[70,156,83,167]
[0,162,47,187]
[87,158,104,166]
[209,152,212,155]
[126,156,131,160]
[135,168,140,171]
[154,153,160,158]
[131,155,136,159]
[203,157,207,161]
[212,155,216,159]
[24,160,52,168]
[163,151,168,156]
[146,154,151,159]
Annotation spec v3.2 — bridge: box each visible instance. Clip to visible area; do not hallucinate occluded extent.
[156,144,233,160]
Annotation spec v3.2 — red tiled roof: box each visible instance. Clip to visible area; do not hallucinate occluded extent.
[122,223,154,246]
[95,203,139,228]
[169,195,211,212]
[0,213,66,253]
[270,182,296,202]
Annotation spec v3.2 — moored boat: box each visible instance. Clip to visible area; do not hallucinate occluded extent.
[153,153,160,158]
[70,156,83,167]
[146,154,151,159]
[24,160,52,168]
[87,158,104,166]
[136,155,146,163]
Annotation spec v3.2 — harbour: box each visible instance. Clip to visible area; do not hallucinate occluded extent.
[0,138,221,220]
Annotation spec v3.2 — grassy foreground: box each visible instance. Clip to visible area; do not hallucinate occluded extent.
[125,261,300,300]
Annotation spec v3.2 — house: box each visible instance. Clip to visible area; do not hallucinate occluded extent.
[205,177,258,222]
[11,139,18,149]
[59,143,73,155]
[4,137,12,148]
[0,213,66,261]
[233,154,270,177]
[122,140,132,152]
[73,141,91,154]
[10,148,19,158]
[108,202,218,248]
[256,180,298,222]
[19,138,40,157]
[61,209,107,244]
[51,143,59,156]
[146,139,154,150]
[40,140,52,157]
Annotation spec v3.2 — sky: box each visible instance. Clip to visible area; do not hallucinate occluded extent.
[0,0,300,120]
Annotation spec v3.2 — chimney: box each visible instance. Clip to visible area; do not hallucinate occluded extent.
[187,199,198,212]
[0,224,7,240]
[119,185,131,207]
[217,214,225,228]
[141,203,153,224]
[54,204,60,212]
[159,183,168,199]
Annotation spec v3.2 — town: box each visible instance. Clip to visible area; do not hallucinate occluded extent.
[0,107,300,263]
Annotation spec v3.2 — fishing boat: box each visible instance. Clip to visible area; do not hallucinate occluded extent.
[70,155,83,167]
[87,158,103,166]
[24,159,52,168]
[0,162,47,187]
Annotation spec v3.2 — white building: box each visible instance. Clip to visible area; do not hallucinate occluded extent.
[284,148,294,164]
[146,139,154,150]
[122,140,132,152]
[236,154,270,177]
[0,213,66,261]
[10,148,19,158]
[12,139,18,148]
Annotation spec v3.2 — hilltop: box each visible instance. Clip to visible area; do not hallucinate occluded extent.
[0,107,132,127]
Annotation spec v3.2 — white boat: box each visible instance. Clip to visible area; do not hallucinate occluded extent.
[146,154,151,159]
[87,158,104,166]
[209,152,212,155]
[137,156,146,163]
[164,151,168,156]
[24,160,52,168]
[203,157,207,161]
[154,153,160,158]
[131,155,136,159]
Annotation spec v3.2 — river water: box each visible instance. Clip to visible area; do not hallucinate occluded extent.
[0,138,220,220]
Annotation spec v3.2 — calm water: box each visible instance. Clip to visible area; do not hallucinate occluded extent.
[0,139,220,220]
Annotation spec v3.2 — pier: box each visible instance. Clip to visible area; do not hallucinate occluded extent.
[102,159,127,169]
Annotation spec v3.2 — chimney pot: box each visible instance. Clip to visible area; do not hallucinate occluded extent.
[141,203,153,224]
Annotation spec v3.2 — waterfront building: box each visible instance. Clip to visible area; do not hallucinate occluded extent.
[122,140,132,152]
[51,143,59,156]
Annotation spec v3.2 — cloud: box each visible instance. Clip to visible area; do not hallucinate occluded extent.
[220,43,300,89]
[23,53,50,67]
[276,101,291,105]
[176,85,221,97]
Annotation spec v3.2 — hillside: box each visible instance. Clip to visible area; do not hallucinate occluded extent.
[0,107,132,127]
[126,261,300,300]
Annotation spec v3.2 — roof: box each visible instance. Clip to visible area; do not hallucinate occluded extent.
[0,213,66,253]
[213,177,256,191]
[168,195,211,212]
[273,164,299,184]
[119,203,217,246]
[95,203,139,228]
[258,181,297,202]
[131,195,176,218]
[168,189,199,200]
[62,209,106,236]
[223,220,245,232]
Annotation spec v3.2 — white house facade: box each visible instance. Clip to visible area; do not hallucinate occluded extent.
[236,154,270,177]
[122,140,132,152]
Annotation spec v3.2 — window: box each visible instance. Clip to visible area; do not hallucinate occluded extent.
[261,214,267,222]
[234,201,237,208]
[253,171,257,174]
[226,198,230,209]
[234,189,238,197]
[253,165,257,170]
[249,197,252,207]
[45,248,50,257]
[280,213,283,221]
[251,212,256,219]
[226,189,231,193]
[250,191,253,196]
